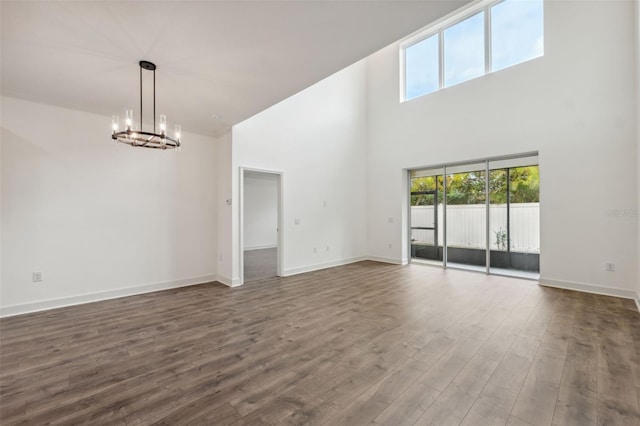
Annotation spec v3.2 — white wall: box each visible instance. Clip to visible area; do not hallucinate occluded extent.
[216,131,234,285]
[367,0,639,297]
[0,98,3,302]
[231,61,369,281]
[0,96,218,316]
[636,0,640,303]
[243,172,278,250]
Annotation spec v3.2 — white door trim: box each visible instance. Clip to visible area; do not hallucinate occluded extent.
[239,167,284,285]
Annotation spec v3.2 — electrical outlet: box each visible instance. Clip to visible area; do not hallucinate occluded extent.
[605,262,615,272]
[313,247,317,254]
[32,272,43,282]
[294,218,301,225]
[326,246,330,252]
[388,243,393,249]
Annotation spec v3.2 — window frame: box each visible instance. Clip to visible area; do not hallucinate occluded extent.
[400,0,543,102]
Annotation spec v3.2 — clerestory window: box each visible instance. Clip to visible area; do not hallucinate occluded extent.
[402,0,544,102]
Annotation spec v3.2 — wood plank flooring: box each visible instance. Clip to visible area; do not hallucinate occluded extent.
[244,248,278,282]
[1,261,639,425]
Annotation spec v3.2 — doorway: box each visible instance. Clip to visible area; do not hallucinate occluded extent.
[240,169,283,283]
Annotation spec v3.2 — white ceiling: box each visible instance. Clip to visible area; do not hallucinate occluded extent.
[1,1,467,137]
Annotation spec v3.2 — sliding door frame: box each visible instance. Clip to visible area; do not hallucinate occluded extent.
[443,165,448,268]
[407,151,539,277]
[485,161,491,273]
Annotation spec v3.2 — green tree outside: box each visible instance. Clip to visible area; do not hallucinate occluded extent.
[411,166,539,206]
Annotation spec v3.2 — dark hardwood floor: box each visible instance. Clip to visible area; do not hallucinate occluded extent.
[1,261,639,425]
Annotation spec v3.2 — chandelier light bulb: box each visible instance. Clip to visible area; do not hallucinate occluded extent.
[125,109,133,130]
[112,115,119,133]
[159,114,167,135]
[175,124,181,141]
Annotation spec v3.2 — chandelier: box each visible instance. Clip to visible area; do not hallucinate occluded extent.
[111,60,181,149]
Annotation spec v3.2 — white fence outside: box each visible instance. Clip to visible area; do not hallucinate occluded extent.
[411,203,540,253]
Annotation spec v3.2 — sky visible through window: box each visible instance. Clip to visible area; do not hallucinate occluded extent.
[405,35,439,100]
[404,0,544,101]
[492,0,544,72]
[444,12,485,88]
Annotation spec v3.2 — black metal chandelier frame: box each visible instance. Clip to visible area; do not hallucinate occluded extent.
[112,61,181,150]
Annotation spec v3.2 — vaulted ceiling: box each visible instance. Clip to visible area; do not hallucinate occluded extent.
[1,1,467,137]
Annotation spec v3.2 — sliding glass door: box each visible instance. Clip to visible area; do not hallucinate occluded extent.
[488,158,540,277]
[445,163,487,272]
[410,168,443,265]
[409,154,540,279]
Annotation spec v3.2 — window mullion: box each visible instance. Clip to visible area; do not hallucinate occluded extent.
[485,6,492,74]
[438,30,444,89]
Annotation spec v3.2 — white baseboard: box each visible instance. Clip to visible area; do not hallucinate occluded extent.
[283,256,367,277]
[216,275,243,287]
[16,267,635,319]
[244,244,277,251]
[539,277,637,300]
[0,274,218,318]
[366,256,405,265]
